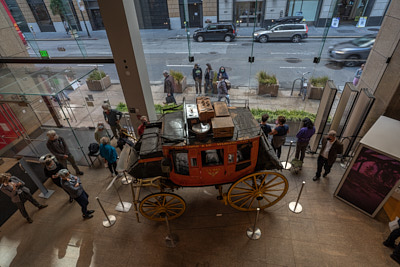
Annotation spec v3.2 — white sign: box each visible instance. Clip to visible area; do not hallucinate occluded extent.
[331,17,340,28]
[0,123,10,132]
[357,17,367,28]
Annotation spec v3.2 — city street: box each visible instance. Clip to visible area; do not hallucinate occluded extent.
[27,30,365,90]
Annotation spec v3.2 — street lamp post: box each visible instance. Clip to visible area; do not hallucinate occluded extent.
[76,0,91,38]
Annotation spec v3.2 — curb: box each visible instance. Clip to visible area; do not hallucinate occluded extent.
[169,35,363,40]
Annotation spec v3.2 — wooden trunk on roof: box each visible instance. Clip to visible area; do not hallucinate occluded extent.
[214,102,229,117]
[212,117,234,138]
[196,97,215,122]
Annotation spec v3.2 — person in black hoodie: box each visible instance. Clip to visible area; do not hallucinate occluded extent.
[192,63,203,95]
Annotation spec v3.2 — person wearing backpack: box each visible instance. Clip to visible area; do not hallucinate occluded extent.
[99,137,118,176]
[192,63,203,95]
[204,63,214,95]
[217,75,230,106]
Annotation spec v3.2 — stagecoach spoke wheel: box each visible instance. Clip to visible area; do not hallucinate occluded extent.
[139,193,186,221]
[227,172,288,211]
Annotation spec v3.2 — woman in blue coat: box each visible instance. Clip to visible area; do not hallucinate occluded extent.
[99,137,118,176]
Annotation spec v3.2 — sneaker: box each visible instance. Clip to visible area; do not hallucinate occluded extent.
[323,172,328,178]
[312,176,320,181]
[87,210,95,214]
[38,204,48,209]
[384,240,396,249]
[27,217,33,223]
[77,171,84,175]
[83,214,93,219]
[69,197,74,203]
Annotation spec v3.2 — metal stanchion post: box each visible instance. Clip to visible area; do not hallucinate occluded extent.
[113,183,132,212]
[289,181,305,213]
[164,215,179,247]
[121,170,133,185]
[281,141,293,170]
[246,208,261,240]
[96,197,116,227]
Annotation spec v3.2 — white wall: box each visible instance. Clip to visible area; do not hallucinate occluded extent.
[219,0,233,21]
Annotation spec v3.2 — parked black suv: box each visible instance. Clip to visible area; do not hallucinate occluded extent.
[193,23,237,42]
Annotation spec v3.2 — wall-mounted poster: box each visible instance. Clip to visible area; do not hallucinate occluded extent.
[336,146,400,216]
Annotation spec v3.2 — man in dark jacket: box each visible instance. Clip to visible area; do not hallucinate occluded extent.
[0,173,47,223]
[313,130,343,181]
[192,63,202,95]
[163,70,177,104]
[46,130,83,175]
[102,104,122,139]
[260,113,272,136]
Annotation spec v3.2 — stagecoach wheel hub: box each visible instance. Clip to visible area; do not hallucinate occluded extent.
[227,171,289,212]
[139,193,186,222]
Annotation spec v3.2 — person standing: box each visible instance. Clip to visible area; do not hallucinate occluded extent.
[94,122,109,144]
[163,70,177,104]
[58,169,94,219]
[204,63,214,95]
[270,116,289,159]
[294,118,316,162]
[383,222,400,264]
[0,173,48,223]
[137,116,148,137]
[41,155,73,203]
[313,130,343,181]
[102,104,122,139]
[192,63,203,95]
[99,137,118,176]
[260,113,272,136]
[353,64,364,86]
[217,75,230,106]
[218,66,229,80]
[46,130,83,175]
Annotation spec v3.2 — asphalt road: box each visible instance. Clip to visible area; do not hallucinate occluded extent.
[29,36,359,90]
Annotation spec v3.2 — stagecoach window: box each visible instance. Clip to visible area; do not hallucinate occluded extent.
[228,154,235,163]
[201,149,224,166]
[174,152,189,175]
[236,143,252,171]
[191,158,197,167]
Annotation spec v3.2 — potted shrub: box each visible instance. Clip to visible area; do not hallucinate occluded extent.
[86,70,111,91]
[308,76,329,100]
[212,72,218,94]
[170,70,186,93]
[256,71,279,97]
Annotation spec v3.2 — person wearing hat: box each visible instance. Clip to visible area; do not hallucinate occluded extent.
[0,173,48,223]
[101,104,122,139]
[58,169,94,219]
[163,70,177,104]
[313,130,343,181]
[192,63,203,95]
[41,154,73,202]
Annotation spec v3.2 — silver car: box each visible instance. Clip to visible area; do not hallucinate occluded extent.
[328,34,376,67]
[253,23,308,43]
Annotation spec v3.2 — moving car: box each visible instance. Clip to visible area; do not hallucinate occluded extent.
[328,34,376,67]
[193,23,237,42]
[253,23,308,43]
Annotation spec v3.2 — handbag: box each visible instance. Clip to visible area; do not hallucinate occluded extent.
[166,95,175,104]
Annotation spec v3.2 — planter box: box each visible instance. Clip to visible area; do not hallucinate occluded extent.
[212,82,218,94]
[86,75,111,91]
[258,79,279,97]
[174,76,187,93]
[307,83,323,100]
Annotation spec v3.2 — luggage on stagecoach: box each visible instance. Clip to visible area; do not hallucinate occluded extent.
[196,96,215,122]
[213,102,230,117]
[211,117,234,138]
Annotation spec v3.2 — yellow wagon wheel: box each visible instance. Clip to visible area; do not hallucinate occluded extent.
[227,171,288,211]
[139,193,186,221]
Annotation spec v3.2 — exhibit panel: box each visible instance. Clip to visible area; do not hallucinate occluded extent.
[335,116,400,217]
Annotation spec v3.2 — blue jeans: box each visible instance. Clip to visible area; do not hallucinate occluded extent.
[75,190,89,216]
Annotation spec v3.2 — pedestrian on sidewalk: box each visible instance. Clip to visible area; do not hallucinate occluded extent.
[163,70,177,104]
[100,137,118,176]
[46,130,83,176]
[218,66,229,80]
[41,154,73,203]
[102,104,122,139]
[192,63,203,95]
[313,130,343,181]
[260,113,272,136]
[353,64,364,86]
[270,116,289,159]
[217,75,230,106]
[0,173,48,223]
[58,169,94,220]
[383,221,400,264]
[294,117,316,162]
[204,63,214,95]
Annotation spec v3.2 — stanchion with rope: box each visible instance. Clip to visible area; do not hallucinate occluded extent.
[106,175,132,212]
[120,170,133,185]
[163,214,179,247]
[281,141,293,170]
[246,207,261,240]
[289,181,305,213]
[96,197,116,227]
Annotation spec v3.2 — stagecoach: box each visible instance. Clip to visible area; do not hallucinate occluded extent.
[121,98,289,221]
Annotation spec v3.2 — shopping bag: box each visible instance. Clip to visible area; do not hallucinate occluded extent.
[389,216,400,232]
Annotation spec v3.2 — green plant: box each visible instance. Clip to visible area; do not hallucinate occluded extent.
[310,76,329,87]
[213,72,218,82]
[155,103,183,114]
[116,102,128,112]
[50,0,66,20]
[87,70,106,81]
[256,71,277,85]
[170,70,184,84]
[251,108,317,122]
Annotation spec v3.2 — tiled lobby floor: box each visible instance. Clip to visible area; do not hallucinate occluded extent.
[0,146,396,267]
